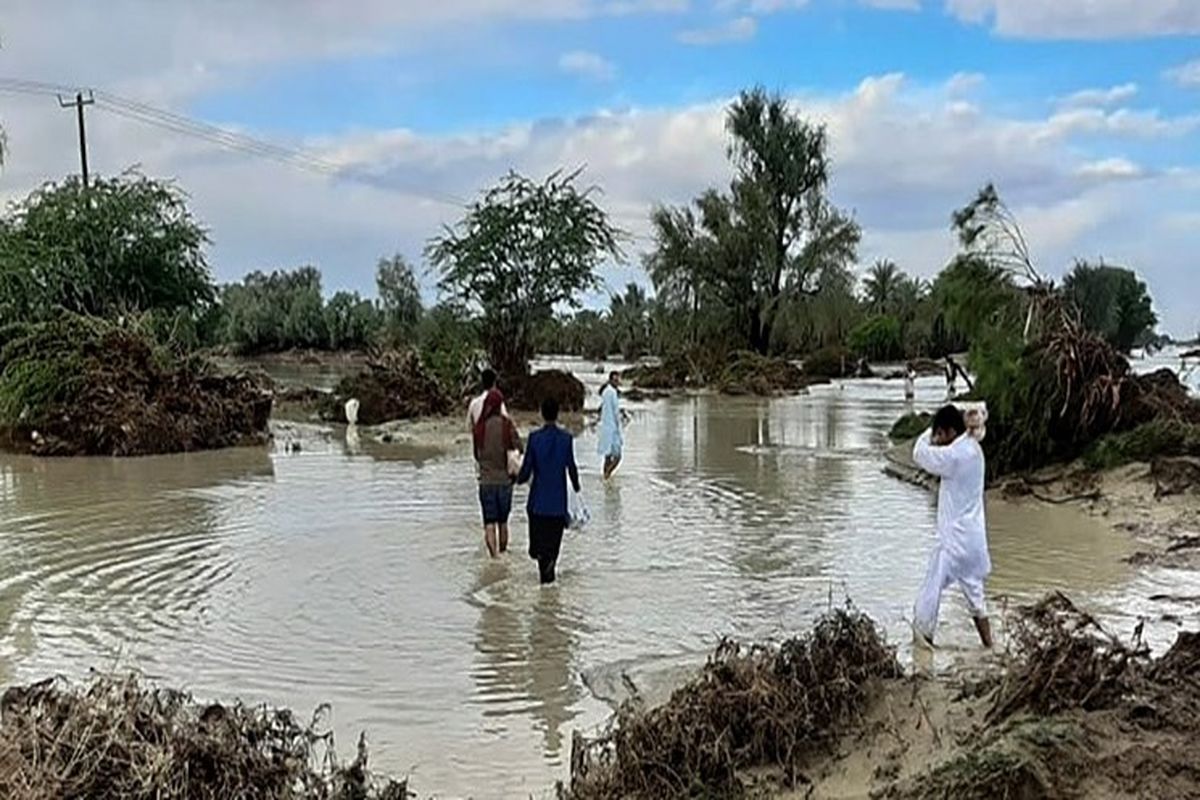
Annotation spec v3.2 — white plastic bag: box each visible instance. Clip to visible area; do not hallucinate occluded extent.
[507,449,523,478]
[568,491,591,531]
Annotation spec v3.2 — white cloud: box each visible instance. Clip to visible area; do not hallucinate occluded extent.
[947,0,1200,39]
[1057,83,1139,108]
[559,51,618,81]
[677,15,758,43]
[1165,58,1200,88]
[1040,107,1200,140]
[1075,157,1145,181]
[945,71,985,96]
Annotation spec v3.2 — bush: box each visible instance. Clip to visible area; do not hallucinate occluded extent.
[1084,420,1200,471]
[849,315,903,361]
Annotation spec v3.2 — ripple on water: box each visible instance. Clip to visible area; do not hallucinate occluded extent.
[0,380,1184,799]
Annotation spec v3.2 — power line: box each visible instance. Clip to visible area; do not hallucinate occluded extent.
[0,76,470,209]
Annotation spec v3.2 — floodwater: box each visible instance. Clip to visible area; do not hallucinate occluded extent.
[0,354,1195,799]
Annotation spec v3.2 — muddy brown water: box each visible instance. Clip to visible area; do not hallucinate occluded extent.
[0,354,1197,799]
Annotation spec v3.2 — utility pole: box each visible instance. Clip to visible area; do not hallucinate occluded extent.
[57,90,94,187]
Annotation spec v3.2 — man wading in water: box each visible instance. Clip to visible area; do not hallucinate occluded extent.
[517,397,580,585]
[473,388,522,558]
[911,404,993,649]
[597,372,623,480]
[468,369,506,428]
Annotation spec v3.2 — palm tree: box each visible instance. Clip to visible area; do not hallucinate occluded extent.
[609,283,650,360]
[863,260,903,315]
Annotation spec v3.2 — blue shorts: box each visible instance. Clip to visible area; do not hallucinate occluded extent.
[478,484,513,525]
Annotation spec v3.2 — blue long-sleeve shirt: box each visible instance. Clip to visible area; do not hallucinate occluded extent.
[517,424,580,519]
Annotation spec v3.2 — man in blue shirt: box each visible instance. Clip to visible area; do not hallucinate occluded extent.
[517,397,581,585]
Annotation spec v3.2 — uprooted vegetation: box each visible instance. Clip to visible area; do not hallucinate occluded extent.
[885,592,1200,800]
[0,674,409,800]
[622,349,831,396]
[565,607,899,798]
[0,316,271,456]
[321,349,453,425]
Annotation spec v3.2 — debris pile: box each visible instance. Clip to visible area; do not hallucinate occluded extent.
[502,370,586,412]
[566,607,898,799]
[325,349,452,425]
[715,351,824,396]
[0,674,409,800]
[0,316,271,456]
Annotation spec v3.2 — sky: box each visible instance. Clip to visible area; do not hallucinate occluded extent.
[1,0,1199,335]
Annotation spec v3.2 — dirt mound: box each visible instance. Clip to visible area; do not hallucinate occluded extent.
[715,351,824,396]
[885,592,1200,800]
[501,370,586,412]
[325,350,452,425]
[1152,456,1200,497]
[623,357,694,390]
[803,346,854,379]
[0,317,271,457]
[0,674,408,800]
[565,607,898,799]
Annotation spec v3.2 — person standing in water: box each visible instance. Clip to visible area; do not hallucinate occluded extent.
[597,371,623,480]
[904,362,917,402]
[517,398,581,585]
[474,388,522,558]
[911,404,993,649]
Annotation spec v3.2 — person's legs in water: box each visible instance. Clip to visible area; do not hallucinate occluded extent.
[479,486,502,558]
[603,454,622,480]
[913,548,952,646]
[959,577,993,648]
[495,484,513,554]
[528,514,565,585]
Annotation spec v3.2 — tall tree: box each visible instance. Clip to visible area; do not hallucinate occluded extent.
[428,169,623,377]
[609,283,651,360]
[375,254,423,340]
[647,87,860,354]
[863,260,903,314]
[0,171,213,326]
[1062,262,1157,352]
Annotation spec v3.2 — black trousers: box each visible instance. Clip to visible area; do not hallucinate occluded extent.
[528,514,566,584]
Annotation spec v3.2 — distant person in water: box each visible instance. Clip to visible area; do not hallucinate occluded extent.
[904,362,917,401]
[911,404,993,649]
[516,397,581,585]
[597,372,623,480]
[944,356,957,397]
[474,388,522,558]
[468,369,507,429]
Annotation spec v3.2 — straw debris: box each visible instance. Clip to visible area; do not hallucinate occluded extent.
[0,674,409,800]
[565,607,898,799]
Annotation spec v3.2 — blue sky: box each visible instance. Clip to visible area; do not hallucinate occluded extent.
[2,0,1200,334]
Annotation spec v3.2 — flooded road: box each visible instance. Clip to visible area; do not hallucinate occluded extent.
[0,358,1194,798]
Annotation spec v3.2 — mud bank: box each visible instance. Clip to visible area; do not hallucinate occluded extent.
[568,594,1200,800]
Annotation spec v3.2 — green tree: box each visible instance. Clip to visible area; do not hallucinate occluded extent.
[324,290,381,350]
[376,254,423,342]
[648,87,860,355]
[1062,262,1157,352]
[849,315,903,361]
[427,169,623,377]
[609,283,651,360]
[217,266,328,353]
[0,171,214,325]
[863,260,903,314]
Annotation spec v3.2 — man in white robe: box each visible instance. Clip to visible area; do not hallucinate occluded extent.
[912,404,993,648]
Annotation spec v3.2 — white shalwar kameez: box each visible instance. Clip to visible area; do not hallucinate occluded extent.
[912,429,992,643]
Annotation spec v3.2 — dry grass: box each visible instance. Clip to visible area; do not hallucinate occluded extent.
[0,674,408,800]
